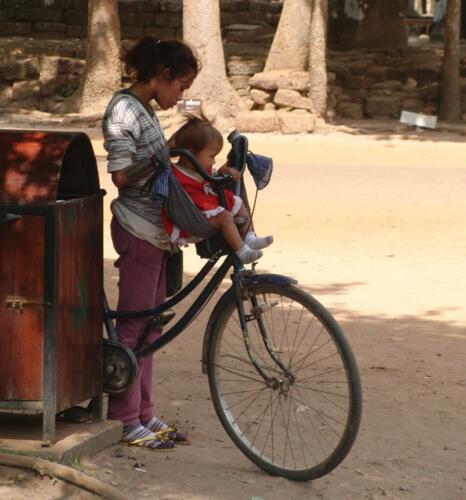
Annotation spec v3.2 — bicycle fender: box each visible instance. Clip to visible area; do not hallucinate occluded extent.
[244,273,298,287]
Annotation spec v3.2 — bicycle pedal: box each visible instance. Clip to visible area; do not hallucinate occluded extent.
[150,309,176,328]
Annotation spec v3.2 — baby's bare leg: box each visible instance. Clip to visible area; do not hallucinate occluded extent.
[208,210,263,264]
[236,201,273,250]
[207,210,243,251]
[235,202,251,238]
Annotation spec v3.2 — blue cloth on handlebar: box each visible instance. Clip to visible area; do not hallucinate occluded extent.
[246,152,273,190]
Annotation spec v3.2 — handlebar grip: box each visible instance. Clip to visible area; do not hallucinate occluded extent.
[227,130,248,173]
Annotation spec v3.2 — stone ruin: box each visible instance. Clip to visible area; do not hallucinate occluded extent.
[1,0,466,128]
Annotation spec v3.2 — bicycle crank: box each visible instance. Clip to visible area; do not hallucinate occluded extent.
[103,339,138,394]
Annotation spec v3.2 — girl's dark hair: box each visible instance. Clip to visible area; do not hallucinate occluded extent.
[124,35,200,82]
[174,115,223,153]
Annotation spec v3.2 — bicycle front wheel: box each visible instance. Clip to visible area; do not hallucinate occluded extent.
[207,282,362,481]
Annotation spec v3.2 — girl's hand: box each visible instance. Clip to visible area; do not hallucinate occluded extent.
[217,164,241,182]
[111,164,154,189]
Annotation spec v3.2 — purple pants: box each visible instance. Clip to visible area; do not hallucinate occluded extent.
[107,217,167,426]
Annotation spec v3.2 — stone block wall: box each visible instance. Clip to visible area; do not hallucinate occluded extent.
[0,38,85,111]
[0,0,282,40]
[328,47,466,120]
[2,37,466,123]
[233,47,466,124]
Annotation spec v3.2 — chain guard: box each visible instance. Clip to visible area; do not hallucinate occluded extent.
[103,339,138,394]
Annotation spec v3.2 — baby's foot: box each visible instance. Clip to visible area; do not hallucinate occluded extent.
[236,244,263,264]
[245,231,274,250]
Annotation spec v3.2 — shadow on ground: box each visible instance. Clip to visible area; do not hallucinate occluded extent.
[98,258,466,500]
[330,118,466,144]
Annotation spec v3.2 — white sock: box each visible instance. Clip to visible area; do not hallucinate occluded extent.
[245,231,274,250]
[236,244,263,264]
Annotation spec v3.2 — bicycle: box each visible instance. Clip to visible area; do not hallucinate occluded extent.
[102,131,362,482]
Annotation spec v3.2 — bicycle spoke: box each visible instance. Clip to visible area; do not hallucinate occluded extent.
[292,386,346,436]
[292,398,315,469]
[218,350,272,373]
[224,385,268,412]
[260,390,280,461]
[219,334,252,365]
[279,295,292,357]
[287,304,307,367]
[222,387,268,397]
[295,350,341,376]
[213,362,265,384]
[249,390,279,450]
[277,394,297,469]
[293,383,349,413]
[217,378,264,384]
[231,386,270,427]
[226,302,285,374]
[294,382,349,401]
[291,386,329,458]
[291,334,332,373]
[289,313,317,368]
[297,365,345,383]
[238,389,277,438]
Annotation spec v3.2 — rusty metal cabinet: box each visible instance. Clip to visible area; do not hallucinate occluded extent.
[0,130,104,444]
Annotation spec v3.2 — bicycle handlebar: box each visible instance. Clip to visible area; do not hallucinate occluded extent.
[227,130,248,174]
[168,148,232,185]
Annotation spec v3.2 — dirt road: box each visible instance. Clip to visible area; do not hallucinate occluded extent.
[2,127,466,499]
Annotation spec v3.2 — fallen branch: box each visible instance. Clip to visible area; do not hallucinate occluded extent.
[0,453,126,500]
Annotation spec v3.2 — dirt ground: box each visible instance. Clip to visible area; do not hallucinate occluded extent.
[1,123,466,499]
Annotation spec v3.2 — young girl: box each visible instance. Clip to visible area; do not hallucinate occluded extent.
[163,117,273,263]
[102,36,199,451]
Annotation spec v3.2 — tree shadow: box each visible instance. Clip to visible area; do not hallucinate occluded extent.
[0,131,98,203]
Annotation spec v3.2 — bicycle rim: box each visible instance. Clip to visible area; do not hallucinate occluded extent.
[207,283,362,481]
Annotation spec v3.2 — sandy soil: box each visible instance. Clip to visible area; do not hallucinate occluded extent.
[2,125,466,499]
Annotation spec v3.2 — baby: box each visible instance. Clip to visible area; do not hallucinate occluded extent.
[162,117,273,264]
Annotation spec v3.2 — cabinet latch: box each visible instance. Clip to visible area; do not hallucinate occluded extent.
[5,296,51,312]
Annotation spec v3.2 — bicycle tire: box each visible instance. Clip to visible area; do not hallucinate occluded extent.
[206,282,362,481]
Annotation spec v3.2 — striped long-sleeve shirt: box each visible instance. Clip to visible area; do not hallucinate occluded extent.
[102,90,171,250]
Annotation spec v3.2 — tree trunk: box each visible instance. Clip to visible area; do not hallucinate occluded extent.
[439,0,462,120]
[183,0,242,127]
[264,0,312,71]
[64,0,121,114]
[309,0,327,117]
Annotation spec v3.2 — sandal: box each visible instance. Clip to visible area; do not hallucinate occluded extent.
[154,426,191,446]
[125,436,175,452]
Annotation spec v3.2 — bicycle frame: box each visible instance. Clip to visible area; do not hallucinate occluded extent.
[103,252,242,358]
[102,130,294,383]
[103,246,297,384]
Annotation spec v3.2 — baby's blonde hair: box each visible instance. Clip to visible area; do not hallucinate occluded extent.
[173,115,223,153]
